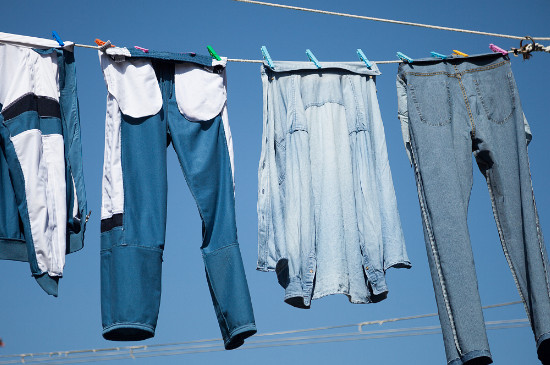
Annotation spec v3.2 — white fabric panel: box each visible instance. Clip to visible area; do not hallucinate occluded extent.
[221,105,235,185]
[105,47,131,57]
[42,134,66,276]
[71,175,79,219]
[10,130,54,275]
[0,32,74,50]
[0,44,59,112]
[212,57,227,68]
[99,51,162,118]
[174,57,227,122]
[33,51,59,102]
[101,94,125,220]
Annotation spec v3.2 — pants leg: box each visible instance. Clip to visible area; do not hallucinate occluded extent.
[407,70,492,364]
[471,64,550,362]
[166,90,256,350]
[100,93,167,341]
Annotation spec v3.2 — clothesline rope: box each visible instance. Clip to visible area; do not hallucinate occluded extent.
[0,300,523,363]
[69,47,403,64]
[69,47,550,65]
[0,318,529,364]
[357,299,523,329]
[232,0,550,41]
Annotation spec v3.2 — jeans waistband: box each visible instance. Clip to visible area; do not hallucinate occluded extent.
[398,52,508,79]
[126,48,215,67]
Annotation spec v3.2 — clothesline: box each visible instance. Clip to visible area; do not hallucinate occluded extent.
[233,0,550,41]
[0,320,529,364]
[0,300,523,364]
[69,45,545,65]
[70,43,403,63]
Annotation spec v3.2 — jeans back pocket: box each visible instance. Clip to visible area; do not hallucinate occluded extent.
[409,75,452,127]
[473,67,515,125]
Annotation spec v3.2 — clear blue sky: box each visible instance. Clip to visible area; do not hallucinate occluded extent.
[1,0,549,364]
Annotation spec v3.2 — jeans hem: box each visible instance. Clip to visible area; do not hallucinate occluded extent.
[448,350,492,365]
[224,323,257,350]
[102,322,155,341]
[537,331,550,348]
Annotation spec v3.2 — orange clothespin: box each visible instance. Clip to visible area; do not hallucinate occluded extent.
[95,39,114,47]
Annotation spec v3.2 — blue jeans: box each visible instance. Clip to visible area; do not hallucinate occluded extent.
[397,53,550,364]
[99,49,256,349]
[258,61,411,308]
[0,45,87,296]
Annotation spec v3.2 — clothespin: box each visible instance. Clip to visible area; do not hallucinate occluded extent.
[489,44,508,56]
[430,51,447,60]
[261,46,275,69]
[52,31,64,47]
[134,46,149,53]
[356,49,372,69]
[453,50,469,57]
[207,45,221,61]
[306,49,321,69]
[95,39,114,47]
[397,52,413,63]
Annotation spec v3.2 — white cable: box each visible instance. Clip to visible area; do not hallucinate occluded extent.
[0,300,524,363]
[233,0,550,41]
[0,319,529,364]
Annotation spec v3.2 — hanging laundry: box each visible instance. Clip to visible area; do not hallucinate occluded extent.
[98,47,256,350]
[257,60,411,308]
[0,40,87,296]
[396,52,550,365]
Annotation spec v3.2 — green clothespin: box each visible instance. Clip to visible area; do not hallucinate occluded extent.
[207,45,221,61]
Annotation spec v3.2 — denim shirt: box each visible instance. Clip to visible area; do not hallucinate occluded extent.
[257,61,411,308]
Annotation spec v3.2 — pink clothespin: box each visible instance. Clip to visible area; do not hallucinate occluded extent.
[134,46,149,53]
[489,44,508,55]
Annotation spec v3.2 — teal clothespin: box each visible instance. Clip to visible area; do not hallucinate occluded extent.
[397,52,413,63]
[306,49,321,69]
[261,46,275,69]
[52,31,64,47]
[356,49,372,69]
[207,45,221,61]
[430,51,448,60]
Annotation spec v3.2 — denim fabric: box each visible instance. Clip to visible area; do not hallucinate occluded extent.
[0,44,87,296]
[397,53,550,365]
[99,49,256,350]
[258,61,411,308]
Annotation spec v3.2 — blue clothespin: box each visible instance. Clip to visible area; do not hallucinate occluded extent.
[397,52,413,63]
[261,46,275,69]
[356,49,372,69]
[52,31,64,47]
[306,49,321,69]
[430,51,448,60]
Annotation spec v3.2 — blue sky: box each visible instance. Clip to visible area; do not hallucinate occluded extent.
[1,0,549,364]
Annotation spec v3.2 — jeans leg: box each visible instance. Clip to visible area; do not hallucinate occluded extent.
[407,70,492,363]
[474,107,550,362]
[167,98,256,350]
[100,95,167,341]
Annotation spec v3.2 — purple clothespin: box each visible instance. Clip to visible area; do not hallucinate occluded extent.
[489,44,508,55]
[134,46,149,53]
